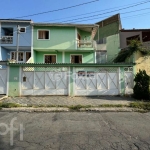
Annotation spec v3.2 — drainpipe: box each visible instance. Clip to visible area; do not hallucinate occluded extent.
[16,25,20,63]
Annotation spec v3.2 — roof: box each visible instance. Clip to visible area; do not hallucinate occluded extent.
[32,22,98,27]
[0,19,33,23]
[120,29,150,32]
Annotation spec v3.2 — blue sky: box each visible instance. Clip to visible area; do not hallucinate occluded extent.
[0,0,150,29]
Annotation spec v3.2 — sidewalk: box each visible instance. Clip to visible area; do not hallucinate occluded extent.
[1,95,135,106]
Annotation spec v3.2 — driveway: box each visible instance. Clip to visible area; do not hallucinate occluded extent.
[0,112,150,150]
[2,96,135,106]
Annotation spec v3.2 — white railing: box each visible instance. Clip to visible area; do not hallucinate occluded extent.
[77,40,93,48]
[1,36,13,44]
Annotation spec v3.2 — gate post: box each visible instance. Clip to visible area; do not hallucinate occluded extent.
[119,67,125,95]
[8,65,21,97]
[69,66,74,97]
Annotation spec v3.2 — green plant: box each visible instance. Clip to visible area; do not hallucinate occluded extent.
[113,40,150,63]
[133,70,150,100]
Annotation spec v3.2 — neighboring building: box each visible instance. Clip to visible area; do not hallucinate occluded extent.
[32,23,98,64]
[120,29,150,75]
[95,14,122,63]
[0,19,33,65]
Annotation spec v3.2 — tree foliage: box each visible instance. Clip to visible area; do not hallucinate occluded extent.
[133,70,150,100]
[113,40,150,63]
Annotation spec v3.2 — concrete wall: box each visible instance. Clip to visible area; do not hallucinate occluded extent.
[106,34,120,62]
[135,51,150,76]
[120,31,142,49]
[7,65,126,97]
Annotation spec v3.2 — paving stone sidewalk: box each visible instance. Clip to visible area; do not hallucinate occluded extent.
[1,96,136,106]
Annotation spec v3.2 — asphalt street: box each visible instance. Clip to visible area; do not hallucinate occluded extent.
[0,112,150,150]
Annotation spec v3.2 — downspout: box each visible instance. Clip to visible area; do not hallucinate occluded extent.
[31,25,33,62]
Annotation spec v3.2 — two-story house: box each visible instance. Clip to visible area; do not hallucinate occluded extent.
[0,19,33,65]
[32,23,98,64]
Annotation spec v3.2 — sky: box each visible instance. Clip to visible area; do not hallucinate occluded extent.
[0,0,150,29]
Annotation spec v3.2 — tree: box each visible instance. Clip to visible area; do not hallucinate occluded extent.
[133,70,150,100]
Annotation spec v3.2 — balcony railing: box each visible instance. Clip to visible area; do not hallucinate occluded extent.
[77,40,93,48]
[1,36,13,44]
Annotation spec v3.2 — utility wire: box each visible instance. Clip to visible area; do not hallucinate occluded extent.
[54,0,150,23]
[13,0,99,19]
[42,0,150,23]
[60,7,150,23]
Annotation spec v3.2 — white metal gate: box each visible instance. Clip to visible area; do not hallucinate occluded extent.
[124,67,134,94]
[21,67,69,95]
[0,69,7,94]
[75,67,119,96]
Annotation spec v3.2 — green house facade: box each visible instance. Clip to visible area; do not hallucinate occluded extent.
[32,23,99,64]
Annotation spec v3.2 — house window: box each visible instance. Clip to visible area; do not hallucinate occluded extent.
[20,27,26,33]
[96,51,107,63]
[26,52,31,62]
[45,55,56,63]
[38,30,49,39]
[71,55,82,63]
[10,52,24,62]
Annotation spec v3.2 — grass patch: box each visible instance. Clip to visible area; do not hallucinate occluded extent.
[129,102,150,110]
[0,103,22,108]
[68,105,92,111]
[98,104,126,107]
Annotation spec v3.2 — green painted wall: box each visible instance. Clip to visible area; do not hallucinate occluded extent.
[33,26,76,50]
[65,51,94,63]
[8,66,20,96]
[106,34,120,62]
[77,29,91,40]
[35,51,62,63]
[95,21,120,39]
[34,51,94,63]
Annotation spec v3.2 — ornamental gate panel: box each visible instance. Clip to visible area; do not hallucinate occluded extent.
[75,67,119,96]
[21,67,69,95]
[124,67,134,94]
[0,69,7,94]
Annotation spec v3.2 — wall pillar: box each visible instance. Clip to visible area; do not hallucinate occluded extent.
[8,66,21,96]
[69,66,74,96]
[119,67,125,95]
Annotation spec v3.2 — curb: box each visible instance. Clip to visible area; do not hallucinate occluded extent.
[0,107,142,112]
[0,96,8,101]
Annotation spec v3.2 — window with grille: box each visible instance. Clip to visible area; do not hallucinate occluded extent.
[71,55,82,63]
[10,52,24,62]
[96,51,107,63]
[45,55,56,63]
[26,52,31,62]
[38,30,49,39]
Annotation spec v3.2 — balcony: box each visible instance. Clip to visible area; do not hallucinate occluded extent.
[77,40,93,48]
[1,36,13,44]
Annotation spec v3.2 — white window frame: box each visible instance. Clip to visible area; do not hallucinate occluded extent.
[10,51,25,62]
[37,29,50,40]
[19,27,26,33]
[70,54,83,63]
[44,54,57,63]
